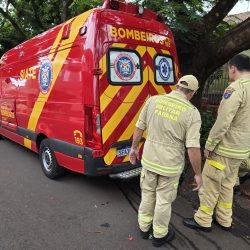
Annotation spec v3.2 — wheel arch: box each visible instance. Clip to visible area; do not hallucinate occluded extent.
[36,133,47,152]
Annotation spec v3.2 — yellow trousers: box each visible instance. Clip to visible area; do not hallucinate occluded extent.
[138,167,180,238]
[195,153,242,227]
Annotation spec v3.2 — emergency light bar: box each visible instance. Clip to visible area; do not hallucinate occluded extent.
[102,0,165,24]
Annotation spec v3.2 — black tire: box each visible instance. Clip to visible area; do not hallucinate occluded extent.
[39,138,66,179]
[0,134,2,140]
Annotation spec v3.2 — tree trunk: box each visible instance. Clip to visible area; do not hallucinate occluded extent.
[61,0,69,23]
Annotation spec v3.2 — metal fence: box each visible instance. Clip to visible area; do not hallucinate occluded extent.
[202,63,230,105]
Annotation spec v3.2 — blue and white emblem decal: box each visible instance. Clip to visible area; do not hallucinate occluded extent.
[159,58,171,81]
[39,59,53,94]
[114,53,136,81]
[224,88,233,99]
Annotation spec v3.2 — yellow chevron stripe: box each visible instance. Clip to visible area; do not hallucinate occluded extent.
[100,86,122,112]
[104,104,147,164]
[99,54,107,80]
[119,105,146,141]
[148,67,166,94]
[161,49,171,55]
[147,47,157,59]
[24,10,93,149]
[135,45,147,57]
[102,67,148,144]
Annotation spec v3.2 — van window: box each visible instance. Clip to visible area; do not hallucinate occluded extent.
[154,54,175,85]
[107,48,142,85]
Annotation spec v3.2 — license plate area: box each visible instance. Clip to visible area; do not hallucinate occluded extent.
[116,146,131,157]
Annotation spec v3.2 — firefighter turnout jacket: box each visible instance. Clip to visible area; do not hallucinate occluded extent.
[136,90,201,177]
[205,74,250,159]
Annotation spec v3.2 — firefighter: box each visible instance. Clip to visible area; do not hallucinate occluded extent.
[129,75,202,247]
[183,54,250,232]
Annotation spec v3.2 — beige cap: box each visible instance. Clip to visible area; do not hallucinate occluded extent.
[176,75,199,91]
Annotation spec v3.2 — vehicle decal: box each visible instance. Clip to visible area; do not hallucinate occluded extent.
[24,10,93,149]
[114,53,136,81]
[109,26,171,48]
[158,57,171,81]
[38,59,53,94]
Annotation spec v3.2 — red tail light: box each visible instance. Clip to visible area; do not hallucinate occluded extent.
[85,105,102,149]
[156,13,164,23]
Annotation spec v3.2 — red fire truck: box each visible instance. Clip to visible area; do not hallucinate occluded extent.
[0,0,180,179]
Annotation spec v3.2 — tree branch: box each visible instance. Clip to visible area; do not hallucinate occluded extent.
[184,17,250,83]
[0,7,26,40]
[30,0,45,29]
[212,17,250,64]
[202,0,238,35]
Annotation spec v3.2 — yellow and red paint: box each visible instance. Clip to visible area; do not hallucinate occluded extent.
[23,9,94,149]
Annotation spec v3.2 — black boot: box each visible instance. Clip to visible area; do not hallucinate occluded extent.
[214,219,232,231]
[152,229,175,247]
[140,229,150,239]
[183,218,211,232]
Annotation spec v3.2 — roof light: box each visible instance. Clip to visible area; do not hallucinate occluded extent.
[138,5,144,15]
[110,0,119,10]
[156,13,165,23]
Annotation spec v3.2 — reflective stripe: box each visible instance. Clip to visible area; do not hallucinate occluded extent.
[246,159,250,170]
[162,95,194,109]
[153,225,168,235]
[138,213,153,223]
[240,80,250,86]
[207,159,225,170]
[174,183,179,189]
[207,137,219,146]
[217,200,232,209]
[142,156,182,175]
[200,204,213,213]
[218,145,250,157]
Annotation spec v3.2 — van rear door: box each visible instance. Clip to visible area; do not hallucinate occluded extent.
[99,11,149,167]
[144,18,178,96]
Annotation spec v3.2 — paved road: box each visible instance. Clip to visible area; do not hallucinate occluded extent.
[0,137,250,250]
